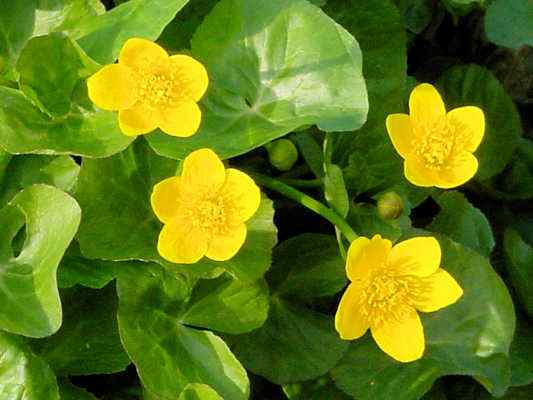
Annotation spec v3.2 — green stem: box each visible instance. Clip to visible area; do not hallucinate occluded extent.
[250,172,358,243]
[278,177,323,188]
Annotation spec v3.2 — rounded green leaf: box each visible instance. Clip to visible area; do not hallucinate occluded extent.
[331,234,515,399]
[0,332,59,400]
[485,0,533,49]
[147,0,368,160]
[437,64,522,180]
[0,185,81,338]
[504,229,533,318]
[117,263,250,400]
[181,275,270,334]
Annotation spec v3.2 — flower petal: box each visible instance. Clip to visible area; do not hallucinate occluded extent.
[205,224,247,261]
[404,157,437,187]
[118,103,159,136]
[151,177,180,224]
[158,101,202,137]
[436,152,478,189]
[409,83,446,125]
[87,64,137,111]
[415,269,463,313]
[180,148,226,197]
[335,282,369,340]
[386,113,414,159]
[220,169,260,223]
[169,55,209,102]
[390,237,441,277]
[157,218,208,264]
[371,309,425,363]
[347,235,391,282]
[447,106,485,152]
[119,37,168,70]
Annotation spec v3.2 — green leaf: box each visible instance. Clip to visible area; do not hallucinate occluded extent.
[68,0,190,64]
[503,229,533,318]
[232,297,349,384]
[437,64,522,180]
[324,0,406,196]
[395,0,434,34]
[0,86,134,157]
[58,379,98,400]
[428,191,495,257]
[16,32,98,117]
[331,234,515,399]
[324,164,349,218]
[485,0,533,49]
[284,376,351,400]
[31,284,130,376]
[267,233,347,299]
[181,274,269,334]
[0,184,81,338]
[117,263,250,400]
[0,332,59,400]
[178,383,223,400]
[0,1,35,75]
[347,203,409,243]
[33,0,105,36]
[0,155,79,208]
[291,131,325,178]
[146,0,368,160]
[57,242,118,289]
[76,140,277,281]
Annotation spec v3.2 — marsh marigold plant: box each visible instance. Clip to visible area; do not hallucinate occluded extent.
[87,38,208,137]
[386,83,485,188]
[335,235,463,362]
[151,148,260,264]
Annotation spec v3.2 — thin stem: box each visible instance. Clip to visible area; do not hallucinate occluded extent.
[250,172,358,243]
[278,177,323,188]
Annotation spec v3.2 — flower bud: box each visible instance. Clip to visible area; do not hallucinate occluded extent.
[265,139,298,171]
[377,191,404,220]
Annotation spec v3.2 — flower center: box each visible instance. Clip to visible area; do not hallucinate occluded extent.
[135,61,193,108]
[412,117,468,170]
[184,195,235,236]
[359,267,424,327]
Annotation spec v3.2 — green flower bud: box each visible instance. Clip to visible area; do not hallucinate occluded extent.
[265,139,298,171]
[377,191,404,220]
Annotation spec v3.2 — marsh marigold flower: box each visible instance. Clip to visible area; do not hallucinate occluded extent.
[335,234,463,362]
[87,38,208,137]
[386,83,484,188]
[151,148,260,264]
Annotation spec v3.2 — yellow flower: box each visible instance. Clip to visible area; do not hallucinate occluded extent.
[151,148,261,264]
[335,234,463,363]
[386,83,485,188]
[87,38,208,137]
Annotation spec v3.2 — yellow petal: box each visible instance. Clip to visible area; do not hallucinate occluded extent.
[180,148,226,197]
[158,102,202,137]
[169,55,209,102]
[118,103,159,136]
[386,113,414,159]
[119,37,168,70]
[205,224,247,261]
[371,309,425,363]
[415,269,463,312]
[87,64,137,111]
[409,83,446,125]
[157,218,208,264]
[151,177,180,224]
[335,282,369,340]
[447,106,485,152]
[347,235,391,281]
[436,152,478,189]
[220,169,260,222]
[390,237,441,277]
[404,157,437,187]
